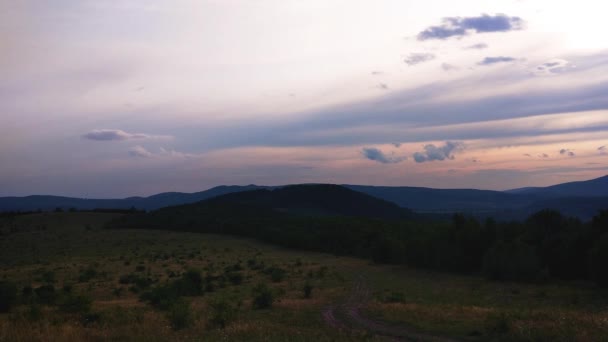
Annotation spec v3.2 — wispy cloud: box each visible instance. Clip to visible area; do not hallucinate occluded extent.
[404,53,436,66]
[413,141,463,163]
[478,56,517,65]
[559,148,575,157]
[441,63,458,71]
[361,147,407,164]
[128,146,194,159]
[534,59,573,75]
[128,145,153,157]
[417,14,524,40]
[465,43,489,50]
[83,129,171,141]
[377,83,389,90]
[599,145,607,155]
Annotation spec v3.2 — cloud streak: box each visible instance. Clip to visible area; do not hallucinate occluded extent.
[404,53,436,66]
[82,129,171,141]
[417,14,524,40]
[478,56,517,65]
[413,141,463,163]
[559,148,575,157]
[361,147,407,164]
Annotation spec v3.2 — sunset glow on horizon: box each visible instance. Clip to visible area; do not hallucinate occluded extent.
[2,0,608,197]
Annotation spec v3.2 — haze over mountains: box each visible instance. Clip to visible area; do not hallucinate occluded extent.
[2,175,608,221]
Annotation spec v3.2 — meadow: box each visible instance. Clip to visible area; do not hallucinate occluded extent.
[1,212,607,341]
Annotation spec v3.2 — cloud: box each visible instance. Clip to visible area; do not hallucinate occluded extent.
[83,129,146,141]
[392,142,402,148]
[417,14,524,41]
[404,53,436,66]
[599,146,607,155]
[413,141,463,163]
[559,148,575,156]
[465,43,488,50]
[128,146,194,159]
[361,147,407,164]
[377,83,389,90]
[477,56,517,65]
[524,153,532,157]
[534,59,573,75]
[539,153,549,158]
[128,145,153,158]
[371,71,383,75]
[441,63,458,71]
[82,129,171,141]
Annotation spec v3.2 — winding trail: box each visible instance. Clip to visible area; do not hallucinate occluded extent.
[322,275,458,341]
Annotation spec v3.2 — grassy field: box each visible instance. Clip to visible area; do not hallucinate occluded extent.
[1,212,607,341]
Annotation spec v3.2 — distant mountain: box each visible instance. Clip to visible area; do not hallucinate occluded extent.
[111,184,414,234]
[0,185,267,212]
[3,175,608,221]
[506,175,608,198]
[208,184,414,220]
[344,185,533,212]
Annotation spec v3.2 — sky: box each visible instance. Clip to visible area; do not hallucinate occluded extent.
[1,0,608,197]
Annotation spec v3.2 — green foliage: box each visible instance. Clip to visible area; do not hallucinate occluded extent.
[589,234,608,287]
[172,269,203,296]
[166,299,194,330]
[383,291,405,303]
[226,272,243,285]
[252,283,274,309]
[484,311,513,336]
[0,281,18,312]
[303,282,313,299]
[58,293,92,314]
[141,269,204,310]
[268,267,286,283]
[482,241,541,281]
[34,285,57,305]
[119,273,152,289]
[208,297,239,329]
[78,267,98,282]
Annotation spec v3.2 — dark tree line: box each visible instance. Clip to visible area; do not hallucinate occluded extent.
[109,203,608,286]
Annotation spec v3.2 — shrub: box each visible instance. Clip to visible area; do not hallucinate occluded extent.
[79,267,98,282]
[227,272,244,285]
[252,283,274,309]
[140,284,179,310]
[166,299,194,330]
[589,234,608,287]
[34,285,56,305]
[58,293,92,314]
[303,282,313,299]
[484,311,513,336]
[173,269,203,296]
[208,297,239,329]
[482,241,541,281]
[0,281,18,312]
[383,291,405,303]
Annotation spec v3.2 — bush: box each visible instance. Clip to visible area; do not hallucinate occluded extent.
[252,283,274,309]
[173,269,203,296]
[227,272,243,285]
[166,299,194,330]
[79,267,98,283]
[383,291,405,303]
[0,281,18,312]
[589,234,608,287]
[58,293,92,314]
[34,285,57,305]
[303,282,313,299]
[208,297,239,329]
[140,284,179,310]
[482,241,541,281]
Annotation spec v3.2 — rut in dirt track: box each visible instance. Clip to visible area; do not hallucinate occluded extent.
[322,275,458,342]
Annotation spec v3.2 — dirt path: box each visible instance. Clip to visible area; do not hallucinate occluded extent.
[322,275,458,342]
